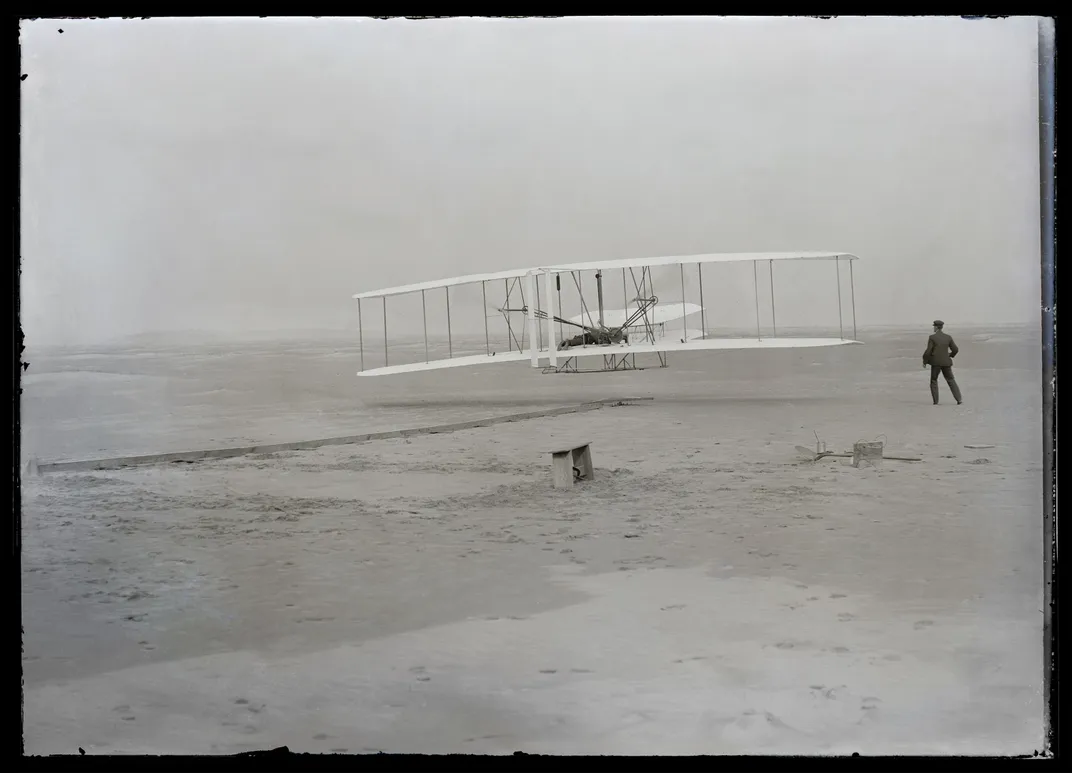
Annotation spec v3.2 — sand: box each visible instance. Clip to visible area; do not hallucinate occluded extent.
[20,328,1046,755]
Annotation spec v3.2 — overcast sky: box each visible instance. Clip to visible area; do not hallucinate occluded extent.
[20,16,1042,345]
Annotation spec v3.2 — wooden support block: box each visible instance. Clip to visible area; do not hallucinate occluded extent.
[550,442,594,489]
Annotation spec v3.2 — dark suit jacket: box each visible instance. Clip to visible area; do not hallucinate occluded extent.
[923,331,959,367]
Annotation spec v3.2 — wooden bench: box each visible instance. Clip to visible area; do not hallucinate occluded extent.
[550,441,594,489]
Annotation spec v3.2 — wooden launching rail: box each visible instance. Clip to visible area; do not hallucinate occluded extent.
[26,397,653,474]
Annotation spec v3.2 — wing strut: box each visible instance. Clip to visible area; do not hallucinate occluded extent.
[752,261,762,340]
[770,260,777,337]
[572,272,598,331]
[383,297,389,367]
[525,272,538,368]
[358,298,365,372]
[446,287,453,358]
[680,264,688,342]
[544,270,558,368]
[482,282,490,355]
[556,273,564,343]
[504,280,512,353]
[596,271,605,328]
[698,263,706,338]
[422,290,429,362]
[836,257,844,340]
[536,280,544,350]
[849,259,857,340]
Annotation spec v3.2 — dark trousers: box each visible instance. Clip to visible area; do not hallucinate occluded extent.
[930,364,962,404]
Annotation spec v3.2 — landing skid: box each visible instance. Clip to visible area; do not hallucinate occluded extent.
[542,351,668,374]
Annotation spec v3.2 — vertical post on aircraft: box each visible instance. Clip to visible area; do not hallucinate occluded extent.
[357,298,364,372]
[481,282,490,355]
[646,266,666,366]
[698,263,706,338]
[849,259,857,340]
[752,261,762,340]
[835,257,844,340]
[383,297,389,366]
[545,270,557,368]
[596,271,605,328]
[505,279,512,353]
[421,290,429,362]
[574,271,596,330]
[769,260,777,337]
[446,287,453,358]
[556,273,564,344]
[525,271,539,368]
[536,281,544,350]
[680,264,688,342]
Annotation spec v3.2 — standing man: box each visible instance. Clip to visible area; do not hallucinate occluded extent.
[922,320,963,405]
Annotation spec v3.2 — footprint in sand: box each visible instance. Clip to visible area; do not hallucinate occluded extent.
[914,619,934,630]
[837,613,857,622]
[539,669,558,674]
[831,646,850,654]
[234,698,249,705]
[570,668,593,674]
[113,705,131,713]
[673,656,707,664]
[660,604,686,611]
[830,593,847,599]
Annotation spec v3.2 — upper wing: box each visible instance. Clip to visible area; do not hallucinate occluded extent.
[353,252,860,299]
[352,267,533,300]
[541,251,858,274]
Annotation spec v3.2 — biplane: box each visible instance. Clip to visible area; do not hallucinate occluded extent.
[351,251,861,377]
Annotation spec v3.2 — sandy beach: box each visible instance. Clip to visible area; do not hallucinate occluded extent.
[20,327,1045,755]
